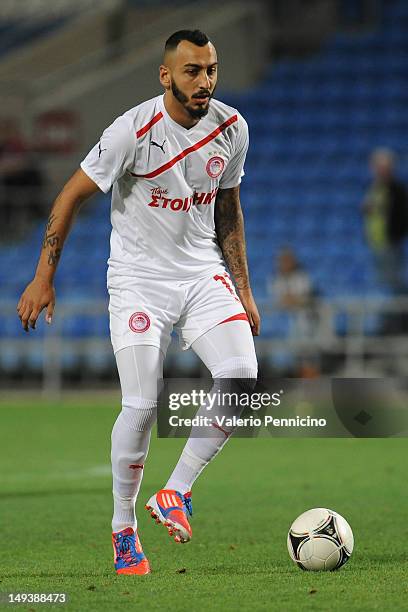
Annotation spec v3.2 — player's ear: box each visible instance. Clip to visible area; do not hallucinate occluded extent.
[159,65,171,90]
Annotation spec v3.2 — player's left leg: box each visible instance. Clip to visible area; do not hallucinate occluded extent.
[108,273,180,570]
[146,319,257,542]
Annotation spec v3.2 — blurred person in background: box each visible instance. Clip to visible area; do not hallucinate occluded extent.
[0,117,44,241]
[266,248,319,377]
[362,148,408,295]
[268,247,317,338]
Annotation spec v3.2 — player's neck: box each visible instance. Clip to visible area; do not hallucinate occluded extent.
[163,92,200,130]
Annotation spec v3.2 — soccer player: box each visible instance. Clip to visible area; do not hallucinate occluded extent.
[17,30,260,575]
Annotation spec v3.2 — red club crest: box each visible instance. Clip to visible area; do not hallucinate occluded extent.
[206,156,225,178]
[129,311,150,333]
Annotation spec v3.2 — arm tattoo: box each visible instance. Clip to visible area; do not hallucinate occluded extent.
[42,212,62,266]
[214,187,250,291]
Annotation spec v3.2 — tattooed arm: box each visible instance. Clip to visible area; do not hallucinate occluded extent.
[17,169,100,331]
[214,186,260,335]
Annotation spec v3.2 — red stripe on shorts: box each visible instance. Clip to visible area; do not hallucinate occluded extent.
[218,313,249,325]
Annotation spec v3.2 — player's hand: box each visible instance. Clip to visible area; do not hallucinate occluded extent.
[17,277,56,332]
[238,287,260,336]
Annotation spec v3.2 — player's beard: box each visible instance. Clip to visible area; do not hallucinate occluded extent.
[171,79,215,119]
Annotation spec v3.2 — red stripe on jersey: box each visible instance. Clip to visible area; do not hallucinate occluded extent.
[136,111,163,138]
[131,114,238,179]
[218,313,249,325]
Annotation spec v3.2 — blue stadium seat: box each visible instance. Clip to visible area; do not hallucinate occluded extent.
[2,7,408,349]
[0,17,68,57]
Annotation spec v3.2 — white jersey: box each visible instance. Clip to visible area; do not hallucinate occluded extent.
[80,94,249,282]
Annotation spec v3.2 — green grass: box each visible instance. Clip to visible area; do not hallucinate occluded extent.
[0,396,407,611]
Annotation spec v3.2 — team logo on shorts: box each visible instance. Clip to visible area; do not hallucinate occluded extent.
[129,311,150,333]
[206,156,225,178]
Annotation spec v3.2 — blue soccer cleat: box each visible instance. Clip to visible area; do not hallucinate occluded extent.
[112,527,151,575]
[145,489,193,543]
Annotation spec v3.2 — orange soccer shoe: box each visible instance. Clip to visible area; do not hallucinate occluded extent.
[145,489,193,543]
[112,527,151,575]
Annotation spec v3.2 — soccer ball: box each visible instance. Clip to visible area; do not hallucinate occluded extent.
[287,508,354,571]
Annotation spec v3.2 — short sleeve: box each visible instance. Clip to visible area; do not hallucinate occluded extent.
[80,115,135,193]
[218,114,249,189]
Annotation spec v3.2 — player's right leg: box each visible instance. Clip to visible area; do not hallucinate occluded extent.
[108,276,179,573]
[111,344,163,575]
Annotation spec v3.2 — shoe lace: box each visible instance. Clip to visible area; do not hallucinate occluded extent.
[183,493,193,517]
[118,534,138,564]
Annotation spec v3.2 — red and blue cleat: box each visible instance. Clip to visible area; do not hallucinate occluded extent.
[145,489,193,543]
[112,527,151,575]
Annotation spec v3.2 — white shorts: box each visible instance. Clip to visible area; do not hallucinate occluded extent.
[108,268,248,355]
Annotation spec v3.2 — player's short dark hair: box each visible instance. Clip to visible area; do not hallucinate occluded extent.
[165,29,210,52]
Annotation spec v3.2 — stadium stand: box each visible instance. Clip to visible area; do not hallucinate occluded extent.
[0,17,69,58]
[236,6,408,304]
[1,0,408,376]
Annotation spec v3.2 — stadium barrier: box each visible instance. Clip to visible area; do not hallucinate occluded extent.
[1,296,408,396]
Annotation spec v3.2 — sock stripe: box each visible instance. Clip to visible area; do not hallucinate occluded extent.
[212,422,230,437]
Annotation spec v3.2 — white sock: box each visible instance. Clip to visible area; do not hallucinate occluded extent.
[111,396,157,532]
[164,390,235,494]
[165,445,208,494]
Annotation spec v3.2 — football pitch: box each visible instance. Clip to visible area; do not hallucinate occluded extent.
[0,395,407,611]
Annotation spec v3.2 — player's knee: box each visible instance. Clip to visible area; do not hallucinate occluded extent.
[211,355,258,392]
[120,396,157,432]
